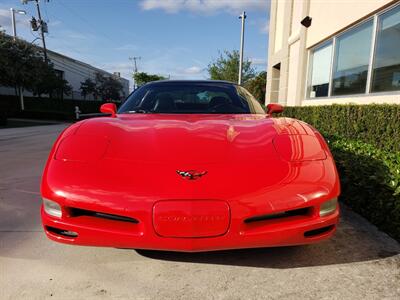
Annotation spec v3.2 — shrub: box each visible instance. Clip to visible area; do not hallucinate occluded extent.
[283,104,400,240]
[283,104,400,153]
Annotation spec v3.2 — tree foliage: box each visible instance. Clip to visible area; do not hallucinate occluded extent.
[94,72,123,101]
[244,71,267,104]
[207,50,255,84]
[0,32,71,98]
[30,63,72,98]
[133,72,166,87]
[80,78,97,100]
[80,73,124,101]
[0,33,42,94]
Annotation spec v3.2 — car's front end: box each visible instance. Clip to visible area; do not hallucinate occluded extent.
[41,106,339,252]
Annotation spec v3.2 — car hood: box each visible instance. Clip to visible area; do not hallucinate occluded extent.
[75,114,309,164]
[45,114,337,212]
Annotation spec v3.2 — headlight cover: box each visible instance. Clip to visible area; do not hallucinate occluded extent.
[43,198,62,218]
[273,134,327,162]
[55,134,109,162]
[319,198,338,217]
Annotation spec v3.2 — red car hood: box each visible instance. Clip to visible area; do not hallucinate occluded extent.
[75,114,294,164]
[44,113,338,217]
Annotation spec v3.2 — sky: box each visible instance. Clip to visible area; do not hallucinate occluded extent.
[0,0,270,89]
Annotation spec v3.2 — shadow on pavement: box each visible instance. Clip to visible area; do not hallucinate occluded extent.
[136,205,400,269]
[0,118,66,129]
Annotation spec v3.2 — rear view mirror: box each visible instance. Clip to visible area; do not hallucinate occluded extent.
[100,103,117,118]
[266,103,284,115]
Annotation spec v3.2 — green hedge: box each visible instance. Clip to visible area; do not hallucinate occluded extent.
[282,104,400,241]
[283,104,400,153]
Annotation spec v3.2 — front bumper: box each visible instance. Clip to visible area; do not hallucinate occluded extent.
[41,203,339,252]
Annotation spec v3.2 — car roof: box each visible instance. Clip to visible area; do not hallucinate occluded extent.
[144,80,238,86]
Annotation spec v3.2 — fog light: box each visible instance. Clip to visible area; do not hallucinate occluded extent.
[59,230,78,237]
[43,198,62,218]
[319,198,338,217]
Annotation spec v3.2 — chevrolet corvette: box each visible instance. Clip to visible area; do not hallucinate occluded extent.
[41,80,340,252]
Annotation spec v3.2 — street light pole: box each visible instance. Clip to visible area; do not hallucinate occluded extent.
[10,8,26,41]
[34,0,48,63]
[129,56,141,90]
[238,11,246,85]
[10,8,17,40]
[22,0,48,63]
[10,8,27,110]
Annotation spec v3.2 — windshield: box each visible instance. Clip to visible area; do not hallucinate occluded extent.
[118,83,265,114]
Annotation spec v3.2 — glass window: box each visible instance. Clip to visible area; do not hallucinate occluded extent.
[372,5,400,92]
[332,20,373,96]
[118,82,265,114]
[308,42,332,98]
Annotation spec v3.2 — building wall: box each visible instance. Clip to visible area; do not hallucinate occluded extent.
[266,0,400,106]
[48,51,130,100]
[307,0,392,48]
[49,52,98,100]
[0,48,129,101]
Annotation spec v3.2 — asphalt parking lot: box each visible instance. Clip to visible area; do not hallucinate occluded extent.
[0,124,399,300]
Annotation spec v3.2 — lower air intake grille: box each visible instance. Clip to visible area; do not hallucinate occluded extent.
[244,207,311,224]
[69,208,139,224]
[46,226,78,238]
[304,225,335,237]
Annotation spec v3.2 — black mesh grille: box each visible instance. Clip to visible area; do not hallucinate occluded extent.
[69,208,139,224]
[46,226,78,238]
[244,207,311,224]
[304,225,335,237]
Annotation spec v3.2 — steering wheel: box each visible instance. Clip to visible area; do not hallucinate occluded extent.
[209,103,229,113]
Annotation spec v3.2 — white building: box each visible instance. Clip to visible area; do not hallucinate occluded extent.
[0,43,129,101]
[266,0,400,106]
[48,49,130,100]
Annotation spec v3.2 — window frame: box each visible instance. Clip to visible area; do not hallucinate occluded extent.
[305,2,400,100]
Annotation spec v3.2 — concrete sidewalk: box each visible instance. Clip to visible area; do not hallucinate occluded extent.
[0,124,399,300]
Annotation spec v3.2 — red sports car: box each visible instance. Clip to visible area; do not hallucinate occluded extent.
[41,80,340,252]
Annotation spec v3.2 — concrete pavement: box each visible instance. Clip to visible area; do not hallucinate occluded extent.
[0,124,399,300]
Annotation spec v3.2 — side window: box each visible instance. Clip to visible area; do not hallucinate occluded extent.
[235,86,251,108]
[332,20,373,96]
[236,86,265,114]
[308,42,333,98]
[372,5,400,92]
